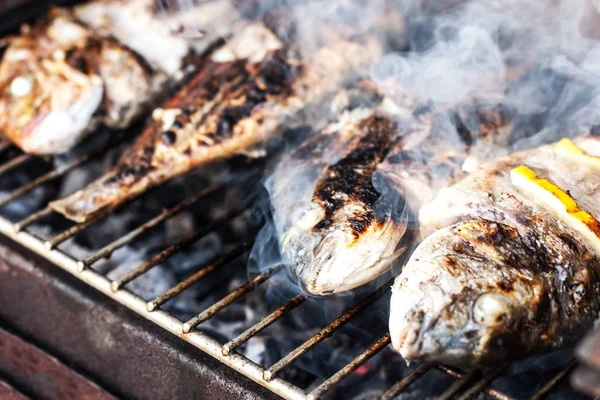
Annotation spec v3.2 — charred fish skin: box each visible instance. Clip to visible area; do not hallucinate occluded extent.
[49,22,384,223]
[390,135,600,368]
[272,110,407,295]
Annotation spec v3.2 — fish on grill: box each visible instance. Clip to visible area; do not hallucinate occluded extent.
[0,0,235,154]
[390,135,600,367]
[50,24,383,222]
[270,104,408,295]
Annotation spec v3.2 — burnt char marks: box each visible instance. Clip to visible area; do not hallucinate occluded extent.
[312,115,396,239]
[203,49,301,145]
[106,145,156,185]
[452,103,510,147]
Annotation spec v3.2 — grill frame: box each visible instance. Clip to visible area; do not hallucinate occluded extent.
[0,139,581,400]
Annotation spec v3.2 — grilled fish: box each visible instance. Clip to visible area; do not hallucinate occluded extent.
[390,135,600,367]
[50,25,383,222]
[0,0,234,154]
[270,106,407,295]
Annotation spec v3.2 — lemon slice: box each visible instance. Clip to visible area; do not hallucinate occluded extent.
[555,138,600,169]
[510,165,600,255]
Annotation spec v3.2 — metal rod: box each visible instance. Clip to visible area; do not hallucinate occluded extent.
[0,155,90,208]
[456,364,510,400]
[45,215,103,250]
[437,366,515,400]
[111,205,250,292]
[78,182,229,269]
[182,265,281,333]
[307,334,391,400]
[0,153,32,175]
[263,280,393,381]
[222,293,308,356]
[438,369,479,400]
[13,207,53,232]
[378,364,432,400]
[530,360,577,400]
[146,244,250,312]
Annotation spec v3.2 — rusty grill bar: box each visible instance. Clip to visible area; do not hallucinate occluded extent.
[0,139,579,400]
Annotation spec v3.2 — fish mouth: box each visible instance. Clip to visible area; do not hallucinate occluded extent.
[390,278,481,367]
[294,230,401,296]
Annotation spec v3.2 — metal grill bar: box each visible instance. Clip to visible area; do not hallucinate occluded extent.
[378,364,432,400]
[111,205,251,292]
[78,181,230,269]
[183,264,282,333]
[436,366,515,400]
[531,360,577,400]
[45,215,103,250]
[456,364,510,400]
[263,280,392,381]
[147,244,250,312]
[307,333,391,400]
[0,155,90,208]
[222,293,308,356]
[438,370,479,400]
[14,206,53,232]
[0,153,32,175]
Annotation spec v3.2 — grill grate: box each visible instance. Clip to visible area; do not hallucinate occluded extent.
[0,138,579,400]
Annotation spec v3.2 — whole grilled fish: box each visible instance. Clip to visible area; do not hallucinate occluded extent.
[0,0,234,154]
[270,105,408,295]
[50,25,383,222]
[390,135,600,367]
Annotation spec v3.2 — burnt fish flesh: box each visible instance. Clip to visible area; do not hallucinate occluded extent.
[50,24,383,222]
[390,135,600,367]
[270,108,407,295]
[0,0,235,154]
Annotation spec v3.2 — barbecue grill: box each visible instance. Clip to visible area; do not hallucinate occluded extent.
[0,140,583,400]
[0,1,591,400]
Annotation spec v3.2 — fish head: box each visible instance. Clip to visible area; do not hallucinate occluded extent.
[281,200,408,296]
[0,15,104,154]
[390,219,545,367]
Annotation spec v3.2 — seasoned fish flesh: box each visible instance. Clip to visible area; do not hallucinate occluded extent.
[390,135,600,367]
[0,0,234,155]
[50,25,383,222]
[270,107,407,295]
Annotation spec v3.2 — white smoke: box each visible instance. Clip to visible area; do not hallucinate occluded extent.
[374,0,600,146]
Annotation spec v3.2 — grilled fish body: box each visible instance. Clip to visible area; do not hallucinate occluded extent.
[50,25,383,222]
[270,108,407,295]
[390,135,600,367]
[0,0,233,155]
